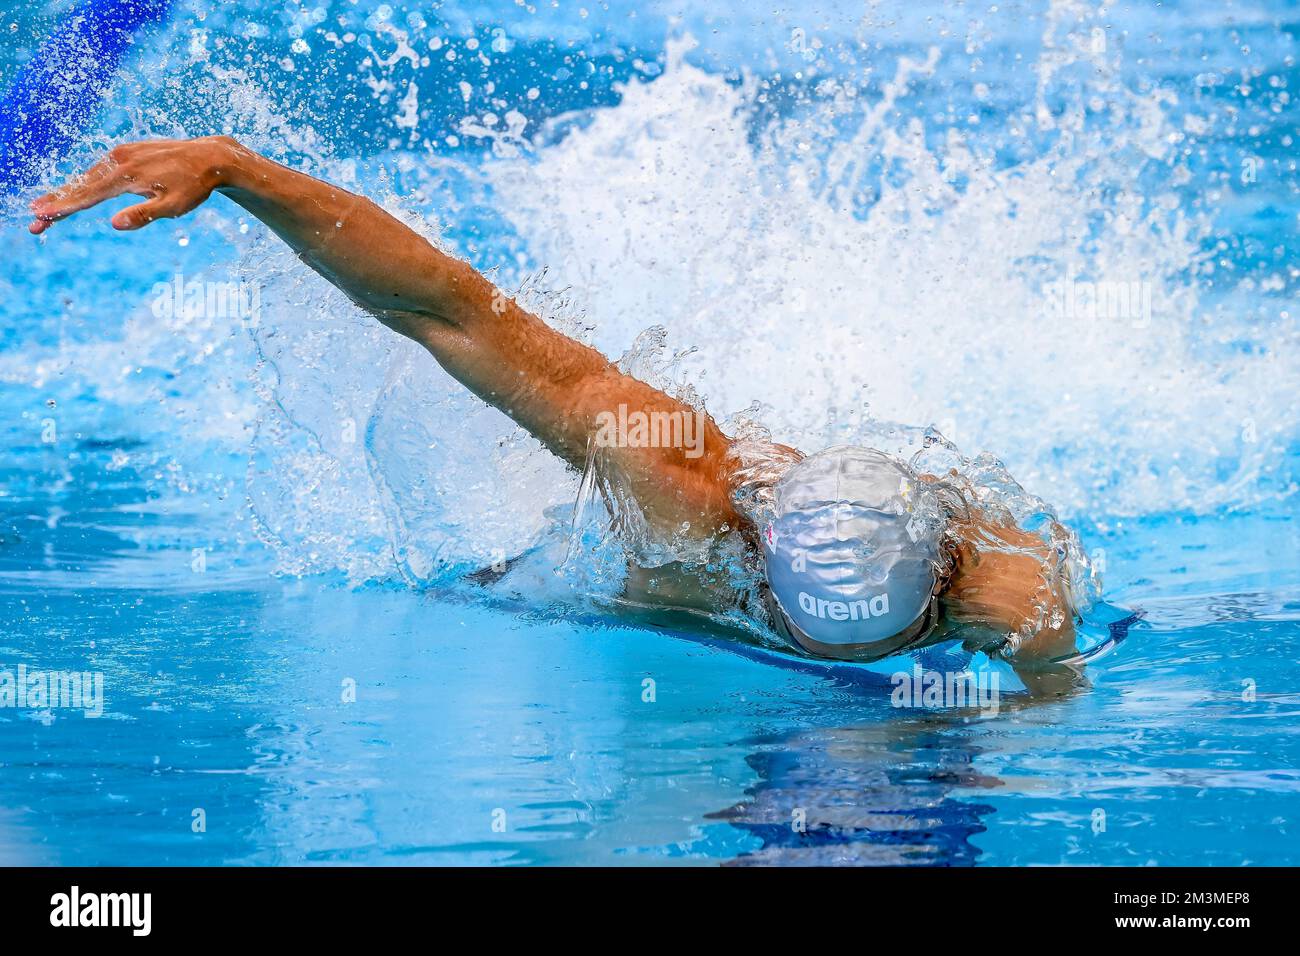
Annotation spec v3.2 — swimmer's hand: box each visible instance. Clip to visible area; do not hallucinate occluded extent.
[27,136,489,330]
[28,136,237,234]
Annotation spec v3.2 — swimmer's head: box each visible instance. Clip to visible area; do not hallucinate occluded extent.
[760,446,947,661]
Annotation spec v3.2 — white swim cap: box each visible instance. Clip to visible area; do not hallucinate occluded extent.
[760,446,946,661]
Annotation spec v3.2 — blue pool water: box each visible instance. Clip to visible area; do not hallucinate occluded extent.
[1,0,1298,865]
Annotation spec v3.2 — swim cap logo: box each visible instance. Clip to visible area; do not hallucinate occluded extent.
[797,590,890,621]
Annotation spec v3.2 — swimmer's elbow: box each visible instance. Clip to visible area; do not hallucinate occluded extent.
[364,305,449,343]
[407,257,506,337]
[304,224,497,337]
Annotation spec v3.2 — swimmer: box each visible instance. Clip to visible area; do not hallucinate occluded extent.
[27,136,1085,682]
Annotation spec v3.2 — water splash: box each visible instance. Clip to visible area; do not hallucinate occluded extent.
[2,0,1295,601]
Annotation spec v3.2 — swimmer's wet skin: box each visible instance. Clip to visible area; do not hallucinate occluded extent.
[28,136,1081,684]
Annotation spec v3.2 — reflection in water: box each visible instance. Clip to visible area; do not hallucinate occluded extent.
[710,717,999,866]
[712,613,1142,865]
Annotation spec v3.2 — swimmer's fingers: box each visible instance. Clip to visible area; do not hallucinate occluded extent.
[109,194,197,231]
[30,141,222,234]
[27,151,146,234]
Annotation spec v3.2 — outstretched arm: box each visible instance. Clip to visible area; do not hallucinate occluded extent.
[30,136,738,539]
